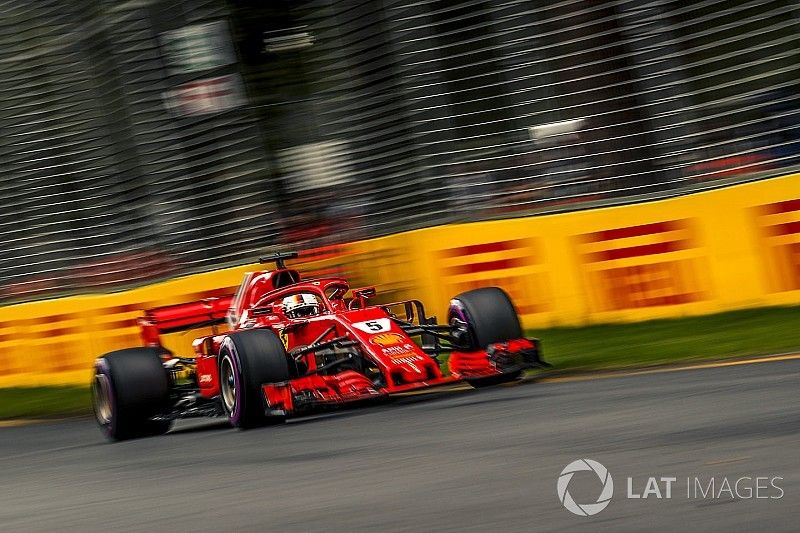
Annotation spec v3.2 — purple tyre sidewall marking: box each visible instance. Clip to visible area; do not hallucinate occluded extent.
[448,299,468,324]
[448,299,475,348]
[221,338,244,426]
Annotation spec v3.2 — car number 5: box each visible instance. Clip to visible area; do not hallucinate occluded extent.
[353,318,391,333]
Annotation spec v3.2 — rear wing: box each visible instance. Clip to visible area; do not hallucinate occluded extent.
[139,296,233,346]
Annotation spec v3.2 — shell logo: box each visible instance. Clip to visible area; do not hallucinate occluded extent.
[370,333,405,347]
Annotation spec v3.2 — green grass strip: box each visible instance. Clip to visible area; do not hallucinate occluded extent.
[537,305,800,371]
[0,386,90,420]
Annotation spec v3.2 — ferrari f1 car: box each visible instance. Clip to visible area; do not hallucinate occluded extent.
[92,252,548,440]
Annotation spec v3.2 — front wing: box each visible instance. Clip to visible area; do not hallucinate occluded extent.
[261,338,544,415]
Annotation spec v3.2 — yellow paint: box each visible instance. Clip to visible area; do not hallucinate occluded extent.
[0,419,47,428]
[2,174,800,386]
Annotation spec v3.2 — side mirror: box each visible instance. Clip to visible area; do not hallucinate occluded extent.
[351,287,376,310]
[352,286,376,299]
[251,305,275,317]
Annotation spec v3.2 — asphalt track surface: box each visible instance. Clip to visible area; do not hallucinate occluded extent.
[1,359,798,532]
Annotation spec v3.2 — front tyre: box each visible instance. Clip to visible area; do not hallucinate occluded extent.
[92,348,173,441]
[448,287,523,349]
[448,287,524,388]
[219,329,291,429]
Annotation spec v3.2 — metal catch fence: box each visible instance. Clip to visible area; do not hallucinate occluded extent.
[1,0,798,303]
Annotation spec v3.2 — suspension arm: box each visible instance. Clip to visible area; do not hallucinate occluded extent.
[289,335,358,360]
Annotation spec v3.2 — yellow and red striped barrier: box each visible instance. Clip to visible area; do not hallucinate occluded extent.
[1,174,799,386]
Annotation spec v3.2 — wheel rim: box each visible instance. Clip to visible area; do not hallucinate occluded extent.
[449,305,474,348]
[220,355,237,413]
[92,373,112,425]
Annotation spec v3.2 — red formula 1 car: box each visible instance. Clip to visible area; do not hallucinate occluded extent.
[91,252,548,440]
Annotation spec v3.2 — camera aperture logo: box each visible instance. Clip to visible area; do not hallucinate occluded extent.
[557,459,785,517]
[557,459,614,516]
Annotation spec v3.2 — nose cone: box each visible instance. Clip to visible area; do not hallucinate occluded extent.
[401,365,425,382]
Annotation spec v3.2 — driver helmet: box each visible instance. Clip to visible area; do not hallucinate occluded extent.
[282,293,321,319]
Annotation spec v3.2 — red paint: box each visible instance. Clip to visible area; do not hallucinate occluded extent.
[590,239,689,262]
[136,265,534,414]
[600,262,699,310]
[143,296,233,334]
[584,221,681,243]
[769,220,800,237]
[447,257,527,275]
[442,239,528,258]
[765,199,800,215]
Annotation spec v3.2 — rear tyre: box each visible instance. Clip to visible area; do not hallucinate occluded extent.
[219,329,290,429]
[448,287,524,388]
[92,348,173,441]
